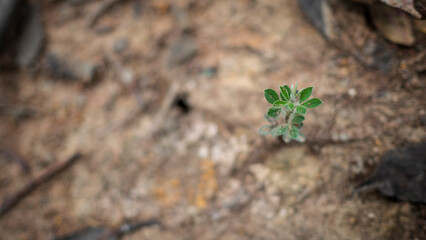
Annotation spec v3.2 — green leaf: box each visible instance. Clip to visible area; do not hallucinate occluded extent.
[267,107,281,118]
[292,115,305,124]
[264,89,279,104]
[289,126,300,139]
[280,91,286,101]
[273,100,287,107]
[296,106,306,114]
[280,86,289,101]
[270,126,286,136]
[287,102,295,109]
[302,98,323,108]
[284,85,291,99]
[297,87,313,102]
[259,125,271,136]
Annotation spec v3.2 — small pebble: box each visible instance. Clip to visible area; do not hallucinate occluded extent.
[339,132,349,142]
[167,35,198,67]
[198,145,209,159]
[113,38,129,53]
[278,208,288,218]
[200,67,218,78]
[206,123,218,138]
[348,88,357,97]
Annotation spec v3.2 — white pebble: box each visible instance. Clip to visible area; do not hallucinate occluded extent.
[348,88,357,97]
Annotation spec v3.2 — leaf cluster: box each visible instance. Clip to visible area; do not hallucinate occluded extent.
[259,83,323,143]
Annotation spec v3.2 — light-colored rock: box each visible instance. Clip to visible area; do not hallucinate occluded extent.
[249,164,271,182]
[370,3,415,46]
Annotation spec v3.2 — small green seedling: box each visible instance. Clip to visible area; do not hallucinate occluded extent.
[259,83,323,143]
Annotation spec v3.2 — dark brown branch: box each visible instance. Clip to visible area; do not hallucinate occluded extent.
[0,153,82,217]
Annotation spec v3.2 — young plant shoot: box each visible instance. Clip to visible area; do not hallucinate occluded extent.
[259,83,323,143]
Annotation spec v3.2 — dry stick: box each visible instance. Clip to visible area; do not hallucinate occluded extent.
[0,153,82,217]
[87,0,127,28]
[95,219,161,240]
[143,80,181,173]
[98,53,145,138]
[151,80,179,135]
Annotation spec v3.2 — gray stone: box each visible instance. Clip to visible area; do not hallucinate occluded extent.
[369,3,415,46]
[167,34,198,67]
[297,0,328,37]
[16,4,45,68]
[297,0,400,74]
[0,0,45,68]
[113,38,129,54]
[45,53,99,83]
[0,0,22,49]
[355,143,426,203]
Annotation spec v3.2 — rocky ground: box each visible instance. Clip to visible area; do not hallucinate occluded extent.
[0,0,425,239]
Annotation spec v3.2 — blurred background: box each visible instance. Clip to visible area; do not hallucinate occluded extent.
[0,0,425,239]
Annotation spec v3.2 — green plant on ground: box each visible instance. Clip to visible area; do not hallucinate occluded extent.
[259,83,323,143]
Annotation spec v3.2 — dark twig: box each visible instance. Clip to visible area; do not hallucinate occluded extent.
[95,219,160,240]
[151,80,179,135]
[0,153,82,217]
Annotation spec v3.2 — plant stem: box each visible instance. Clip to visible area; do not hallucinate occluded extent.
[285,104,297,124]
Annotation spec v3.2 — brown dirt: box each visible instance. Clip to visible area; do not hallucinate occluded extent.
[0,0,425,239]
